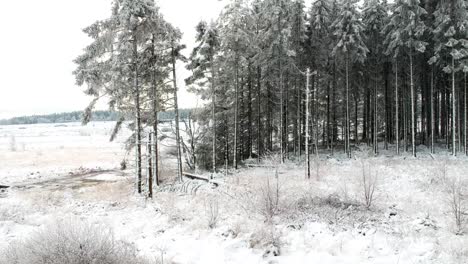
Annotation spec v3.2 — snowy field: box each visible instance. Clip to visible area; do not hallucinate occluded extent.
[1,122,468,263]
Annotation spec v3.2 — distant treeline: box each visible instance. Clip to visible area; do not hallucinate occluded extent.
[0,109,194,125]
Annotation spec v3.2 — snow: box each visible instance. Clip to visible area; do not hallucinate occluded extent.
[1,122,468,263]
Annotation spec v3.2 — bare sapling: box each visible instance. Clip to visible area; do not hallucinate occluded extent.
[261,169,281,222]
[205,197,219,229]
[446,176,466,234]
[361,162,378,209]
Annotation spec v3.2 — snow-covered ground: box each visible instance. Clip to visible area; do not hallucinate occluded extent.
[1,122,468,263]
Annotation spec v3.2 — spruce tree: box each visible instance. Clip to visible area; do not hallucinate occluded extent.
[384,0,427,157]
[429,0,468,156]
[332,0,368,158]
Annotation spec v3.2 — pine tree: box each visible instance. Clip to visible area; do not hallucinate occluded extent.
[186,21,220,176]
[363,0,388,155]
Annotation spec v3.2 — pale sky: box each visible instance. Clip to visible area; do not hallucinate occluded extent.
[0,0,225,119]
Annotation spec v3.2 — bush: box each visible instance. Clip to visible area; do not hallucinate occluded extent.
[1,219,149,264]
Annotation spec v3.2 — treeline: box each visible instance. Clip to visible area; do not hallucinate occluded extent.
[185,0,468,173]
[0,109,194,126]
[0,111,119,125]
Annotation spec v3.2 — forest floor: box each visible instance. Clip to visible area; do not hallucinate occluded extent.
[1,122,468,263]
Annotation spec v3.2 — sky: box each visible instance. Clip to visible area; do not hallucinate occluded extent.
[0,0,225,119]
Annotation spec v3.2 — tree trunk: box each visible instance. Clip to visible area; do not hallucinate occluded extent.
[410,50,416,157]
[234,56,239,169]
[248,64,253,158]
[306,68,310,179]
[211,57,217,178]
[374,77,378,155]
[452,57,456,156]
[257,66,262,162]
[150,35,159,190]
[327,78,331,149]
[345,54,351,158]
[465,72,467,155]
[133,32,142,194]
[431,66,435,154]
[171,46,183,181]
[314,72,319,155]
[395,60,400,155]
[147,133,153,198]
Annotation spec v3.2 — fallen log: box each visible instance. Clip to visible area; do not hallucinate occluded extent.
[0,185,9,189]
[182,172,219,187]
[245,164,275,168]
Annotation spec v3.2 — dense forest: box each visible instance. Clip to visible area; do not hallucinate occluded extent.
[184,0,468,170]
[74,0,468,195]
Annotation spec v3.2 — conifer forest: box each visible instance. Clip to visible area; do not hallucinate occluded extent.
[2,0,468,263]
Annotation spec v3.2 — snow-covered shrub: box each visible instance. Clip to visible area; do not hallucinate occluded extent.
[312,156,322,180]
[249,224,282,257]
[445,177,466,234]
[1,219,149,264]
[78,129,91,136]
[360,162,378,209]
[120,159,127,170]
[9,135,16,152]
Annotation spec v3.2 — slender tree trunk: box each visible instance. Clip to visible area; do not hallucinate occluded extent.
[257,66,262,162]
[133,32,142,194]
[332,61,337,155]
[248,65,253,158]
[278,9,284,163]
[404,73,408,152]
[395,60,400,155]
[384,63,389,150]
[346,54,351,158]
[354,88,359,146]
[464,72,467,155]
[410,50,416,157]
[374,77,378,155]
[171,46,183,181]
[452,57,456,156]
[458,79,462,152]
[431,66,435,154]
[150,35,159,189]
[224,114,229,176]
[306,68,310,179]
[327,79,331,149]
[211,57,216,178]
[314,72,319,155]
[234,56,239,169]
[147,133,153,198]
[297,77,302,156]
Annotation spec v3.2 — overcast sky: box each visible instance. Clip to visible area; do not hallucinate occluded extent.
[0,0,225,119]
